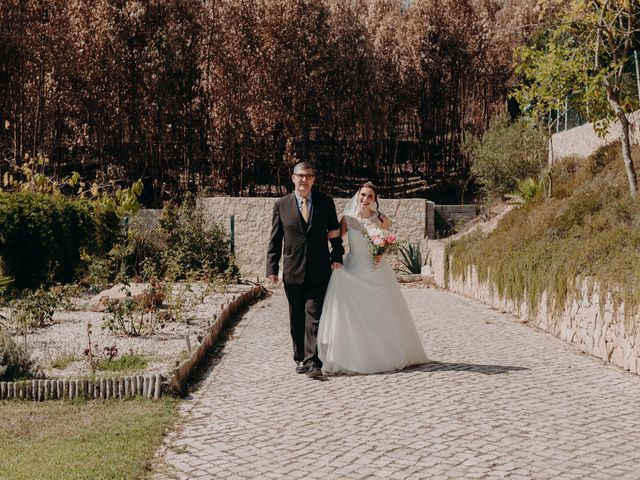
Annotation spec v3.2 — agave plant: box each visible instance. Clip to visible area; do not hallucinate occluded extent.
[506,177,544,204]
[398,242,423,274]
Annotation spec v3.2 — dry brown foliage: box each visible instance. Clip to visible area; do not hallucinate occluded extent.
[0,0,539,202]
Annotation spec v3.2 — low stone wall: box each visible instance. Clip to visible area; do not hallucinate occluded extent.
[426,219,640,376]
[131,197,479,278]
[199,197,432,278]
[551,109,640,159]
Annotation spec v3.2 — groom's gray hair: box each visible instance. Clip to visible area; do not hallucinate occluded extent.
[293,162,315,174]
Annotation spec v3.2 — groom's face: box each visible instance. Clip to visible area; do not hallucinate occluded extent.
[292,168,315,197]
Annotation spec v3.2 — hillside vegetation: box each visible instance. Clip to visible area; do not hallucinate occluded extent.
[449,143,640,332]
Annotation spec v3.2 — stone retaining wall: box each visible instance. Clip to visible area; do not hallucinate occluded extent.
[426,227,640,376]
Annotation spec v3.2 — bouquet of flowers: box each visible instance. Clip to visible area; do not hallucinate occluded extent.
[364,227,398,262]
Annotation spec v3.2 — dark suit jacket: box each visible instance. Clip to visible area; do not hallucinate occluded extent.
[266,191,344,285]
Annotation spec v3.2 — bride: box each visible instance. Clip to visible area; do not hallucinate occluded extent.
[317,182,429,374]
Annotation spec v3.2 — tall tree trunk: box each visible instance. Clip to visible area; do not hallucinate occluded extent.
[618,114,637,198]
[606,86,638,197]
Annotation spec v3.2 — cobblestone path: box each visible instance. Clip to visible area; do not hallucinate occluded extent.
[152,286,640,480]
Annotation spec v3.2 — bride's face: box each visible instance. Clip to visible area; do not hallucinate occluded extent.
[357,187,376,213]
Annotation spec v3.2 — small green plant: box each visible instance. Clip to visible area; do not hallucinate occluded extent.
[10,285,74,334]
[509,177,544,204]
[83,321,98,374]
[103,282,167,336]
[164,283,198,324]
[0,330,40,381]
[97,353,147,372]
[398,242,424,274]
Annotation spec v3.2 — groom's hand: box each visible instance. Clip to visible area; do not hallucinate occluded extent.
[268,274,279,283]
[331,262,342,270]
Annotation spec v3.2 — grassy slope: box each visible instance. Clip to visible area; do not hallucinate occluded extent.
[0,397,177,480]
[450,143,640,332]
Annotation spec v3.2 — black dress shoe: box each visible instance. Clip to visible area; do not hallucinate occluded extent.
[306,367,323,379]
[295,361,306,374]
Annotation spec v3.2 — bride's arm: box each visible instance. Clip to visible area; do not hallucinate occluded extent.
[380,214,390,230]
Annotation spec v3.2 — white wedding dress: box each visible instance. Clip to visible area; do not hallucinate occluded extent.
[317,214,429,374]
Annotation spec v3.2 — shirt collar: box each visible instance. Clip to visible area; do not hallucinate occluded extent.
[294,191,312,205]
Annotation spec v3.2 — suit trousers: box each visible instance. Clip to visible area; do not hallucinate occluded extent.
[283,280,327,368]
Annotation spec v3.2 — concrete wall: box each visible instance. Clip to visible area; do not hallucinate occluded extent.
[434,204,477,232]
[551,109,640,159]
[131,197,477,277]
[198,197,432,278]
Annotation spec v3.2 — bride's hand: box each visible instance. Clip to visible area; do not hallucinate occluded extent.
[327,229,341,240]
[374,255,382,264]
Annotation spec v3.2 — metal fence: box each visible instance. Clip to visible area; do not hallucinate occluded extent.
[549,51,640,133]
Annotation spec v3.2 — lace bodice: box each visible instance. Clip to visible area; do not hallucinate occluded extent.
[342,214,383,274]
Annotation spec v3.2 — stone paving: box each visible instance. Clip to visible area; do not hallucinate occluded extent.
[152,285,640,480]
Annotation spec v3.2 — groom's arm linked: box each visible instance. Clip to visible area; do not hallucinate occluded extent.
[266,199,284,282]
[327,195,344,269]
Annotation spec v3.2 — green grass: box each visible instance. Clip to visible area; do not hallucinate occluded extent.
[97,354,148,372]
[0,397,178,480]
[50,352,78,370]
[449,143,640,333]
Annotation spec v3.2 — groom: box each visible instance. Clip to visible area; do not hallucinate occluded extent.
[266,162,344,378]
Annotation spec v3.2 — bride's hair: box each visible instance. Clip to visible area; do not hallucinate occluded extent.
[357,181,383,222]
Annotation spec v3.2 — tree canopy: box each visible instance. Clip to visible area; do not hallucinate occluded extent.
[512,0,640,197]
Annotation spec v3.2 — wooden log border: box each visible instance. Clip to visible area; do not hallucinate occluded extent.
[168,285,267,395]
[0,374,163,401]
[0,285,267,401]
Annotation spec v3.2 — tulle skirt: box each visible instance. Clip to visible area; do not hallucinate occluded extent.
[318,260,429,374]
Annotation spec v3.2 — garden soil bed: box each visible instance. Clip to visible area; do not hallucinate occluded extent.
[2,282,257,379]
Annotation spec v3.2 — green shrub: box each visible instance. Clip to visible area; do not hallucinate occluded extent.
[92,203,121,257]
[0,192,120,290]
[463,114,546,198]
[0,330,39,381]
[158,195,230,280]
[10,285,74,334]
[85,229,164,289]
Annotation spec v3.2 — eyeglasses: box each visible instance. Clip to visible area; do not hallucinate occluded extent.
[294,173,315,180]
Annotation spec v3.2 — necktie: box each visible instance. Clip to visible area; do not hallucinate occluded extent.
[301,197,309,223]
